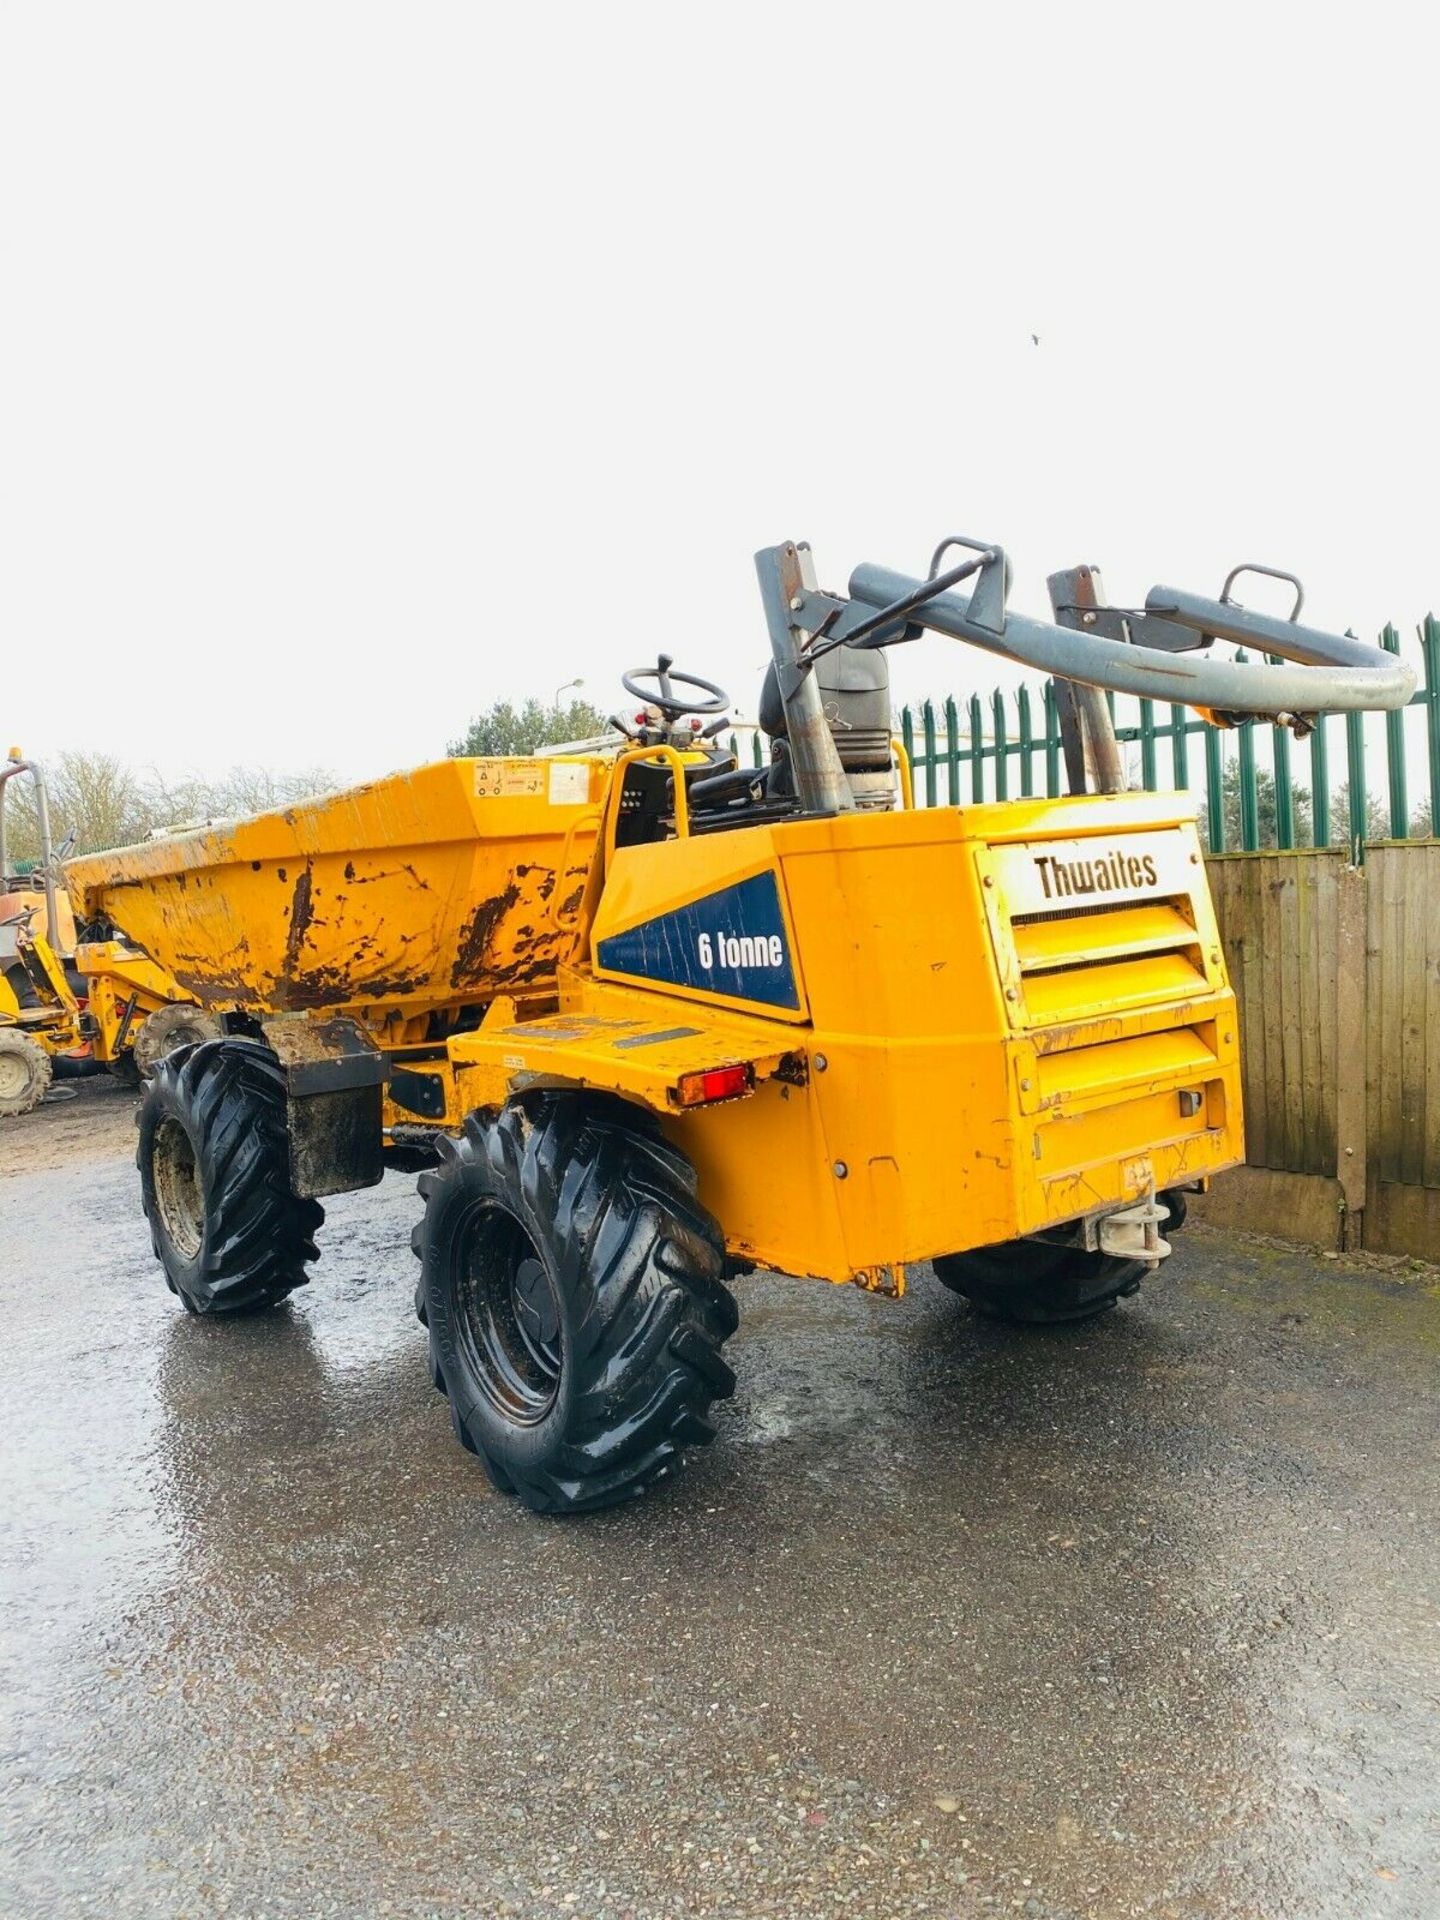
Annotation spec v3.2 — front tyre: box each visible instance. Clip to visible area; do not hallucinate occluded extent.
[417,1099,738,1513]
[137,1039,323,1314]
[0,1031,52,1116]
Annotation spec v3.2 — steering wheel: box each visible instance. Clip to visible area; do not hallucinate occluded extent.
[622,654,729,720]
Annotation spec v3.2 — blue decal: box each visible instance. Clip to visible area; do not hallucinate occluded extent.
[596,871,800,1010]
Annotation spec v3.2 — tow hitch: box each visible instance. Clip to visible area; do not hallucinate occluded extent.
[1092,1188,1173,1268]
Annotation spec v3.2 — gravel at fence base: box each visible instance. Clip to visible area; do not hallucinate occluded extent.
[3,1075,1438,1920]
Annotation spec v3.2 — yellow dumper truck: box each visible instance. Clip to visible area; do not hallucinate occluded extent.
[0,751,213,1114]
[66,538,1413,1511]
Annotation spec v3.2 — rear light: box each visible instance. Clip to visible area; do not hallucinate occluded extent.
[676,1063,753,1107]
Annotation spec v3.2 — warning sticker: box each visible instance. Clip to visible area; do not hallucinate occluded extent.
[473,760,544,799]
[547,762,590,807]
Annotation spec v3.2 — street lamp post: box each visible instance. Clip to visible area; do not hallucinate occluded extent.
[554,678,585,712]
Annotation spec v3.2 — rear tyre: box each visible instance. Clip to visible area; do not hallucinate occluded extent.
[137,1039,323,1314]
[416,1098,739,1513]
[133,1003,227,1079]
[933,1239,1146,1325]
[0,1031,52,1116]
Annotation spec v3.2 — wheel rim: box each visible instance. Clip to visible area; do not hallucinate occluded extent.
[138,1010,219,1074]
[0,1048,36,1103]
[152,1114,205,1260]
[454,1204,562,1425]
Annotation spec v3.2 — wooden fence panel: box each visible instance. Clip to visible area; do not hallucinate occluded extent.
[1366,842,1440,1189]
[1208,842,1440,1199]
[1205,851,1342,1179]
[1301,854,1338,1176]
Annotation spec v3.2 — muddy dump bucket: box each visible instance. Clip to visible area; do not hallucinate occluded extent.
[65,758,604,1023]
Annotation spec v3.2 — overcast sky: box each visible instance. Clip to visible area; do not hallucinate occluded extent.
[2,5,1435,787]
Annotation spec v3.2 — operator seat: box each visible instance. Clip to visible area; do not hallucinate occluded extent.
[758,641,896,810]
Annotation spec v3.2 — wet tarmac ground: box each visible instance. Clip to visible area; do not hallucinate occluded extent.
[3,1078,1439,1920]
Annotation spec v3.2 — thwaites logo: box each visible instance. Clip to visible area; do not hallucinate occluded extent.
[1034,846,1160,901]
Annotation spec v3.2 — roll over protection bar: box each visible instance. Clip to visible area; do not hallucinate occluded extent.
[841,561,1414,716]
[755,536,1416,817]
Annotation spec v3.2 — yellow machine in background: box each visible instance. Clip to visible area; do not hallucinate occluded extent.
[65,536,1414,1511]
[0,750,212,1114]
[0,902,87,1112]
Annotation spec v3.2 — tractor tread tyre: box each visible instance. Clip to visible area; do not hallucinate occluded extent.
[418,1098,738,1514]
[933,1241,1146,1325]
[0,1030,52,1116]
[133,1004,227,1079]
[137,1039,323,1315]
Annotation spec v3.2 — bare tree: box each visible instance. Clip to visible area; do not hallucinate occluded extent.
[3,750,334,866]
[142,765,335,833]
[4,751,155,863]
